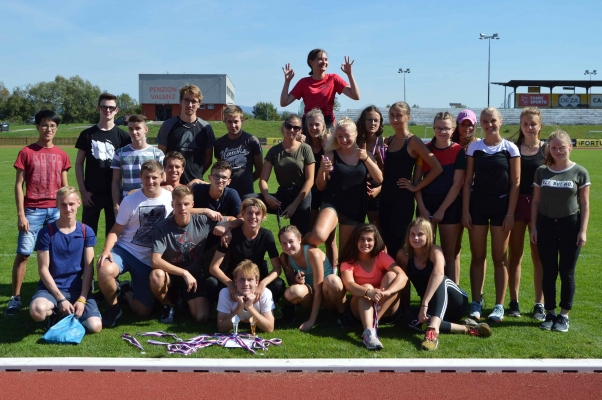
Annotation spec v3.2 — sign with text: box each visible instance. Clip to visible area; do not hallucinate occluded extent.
[517,94,549,107]
[590,94,602,107]
[558,94,581,107]
[576,139,602,147]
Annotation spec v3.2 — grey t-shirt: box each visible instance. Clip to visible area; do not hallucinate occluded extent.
[534,163,590,219]
[214,131,262,198]
[264,143,315,187]
[152,214,219,275]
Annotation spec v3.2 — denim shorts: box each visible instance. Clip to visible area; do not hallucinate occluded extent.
[31,289,101,321]
[17,207,60,255]
[110,245,154,308]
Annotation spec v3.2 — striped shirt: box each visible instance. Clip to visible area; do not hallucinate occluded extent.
[110,144,164,196]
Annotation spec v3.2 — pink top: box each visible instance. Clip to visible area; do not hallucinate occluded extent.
[14,143,71,208]
[340,251,395,288]
[290,74,348,120]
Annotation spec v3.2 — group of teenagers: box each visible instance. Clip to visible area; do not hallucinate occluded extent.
[7,48,590,352]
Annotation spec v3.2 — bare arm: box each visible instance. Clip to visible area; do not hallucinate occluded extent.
[151,252,198,293]
[577,185,590,247]
[315,152,333,191]
[413,162,428,218]
[340,56,360,100]
[281,162,314,218]
[252,153,263,182]
[462,156,475,229]
[38,250,75,315]
[502,157,521,232]
[406,137,442,191]
[111,168,122,210]
[15,169,28,233]
[61,170,68,187]
[432,169,465,223]
[75,150,93,207]
[280,63,297,107]
[98,223,126,268]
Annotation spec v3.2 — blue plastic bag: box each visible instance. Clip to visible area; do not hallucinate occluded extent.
[42,314,85,344]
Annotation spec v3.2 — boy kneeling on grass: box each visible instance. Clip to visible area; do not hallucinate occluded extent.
[217,260,275,333]
[29,186,101,333]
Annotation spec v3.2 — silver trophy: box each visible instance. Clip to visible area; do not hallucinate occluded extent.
[232,314,240,335]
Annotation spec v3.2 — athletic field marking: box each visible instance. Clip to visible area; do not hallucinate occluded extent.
[1,358,601,373]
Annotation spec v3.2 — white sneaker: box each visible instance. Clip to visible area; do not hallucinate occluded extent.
[362,328,383,350]
[488,304,505,323]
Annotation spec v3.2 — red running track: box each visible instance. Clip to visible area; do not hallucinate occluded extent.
[1,372,601,399]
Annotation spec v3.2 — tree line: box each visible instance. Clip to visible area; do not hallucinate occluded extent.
[0,76,141,124]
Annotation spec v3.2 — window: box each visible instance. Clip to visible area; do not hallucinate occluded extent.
[208,104,214,110]
[199,104,205,109]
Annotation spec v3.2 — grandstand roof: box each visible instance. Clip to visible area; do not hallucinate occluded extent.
[492,80,602,90]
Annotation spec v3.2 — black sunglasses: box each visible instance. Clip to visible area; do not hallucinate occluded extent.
[284,122,302,132]
[99,106,117,112]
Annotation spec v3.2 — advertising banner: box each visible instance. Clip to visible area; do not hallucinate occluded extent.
[590,94,602,108]
[558,94,581,107]
[517,94,549,107]
[576,139,602,147]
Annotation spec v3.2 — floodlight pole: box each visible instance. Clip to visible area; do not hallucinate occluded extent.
[584,70,597,80]
[480,33,500,107]
[398,68,410,103]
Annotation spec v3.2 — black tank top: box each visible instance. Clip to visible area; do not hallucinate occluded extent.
[519,143,546,195]
[323,150,368,214]
[382,135,416,196]
[406,256,434,298]
[312,147,324,186]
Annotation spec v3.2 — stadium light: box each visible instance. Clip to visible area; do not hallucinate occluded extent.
[584,70,597,80]
[479,33,500,107]
[398,68,411,103]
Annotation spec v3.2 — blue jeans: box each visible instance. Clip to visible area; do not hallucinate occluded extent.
[110,245,154,308]
[16,208,60,255]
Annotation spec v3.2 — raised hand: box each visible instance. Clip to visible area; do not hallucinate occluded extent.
[340,56,355,75]
[356,143,368,162]
[282,63,295,82]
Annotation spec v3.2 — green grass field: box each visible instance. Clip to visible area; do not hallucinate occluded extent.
[0,144,600,359]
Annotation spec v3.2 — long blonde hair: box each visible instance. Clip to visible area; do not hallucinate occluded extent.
[544,130,572,166]
[401,218,434,261]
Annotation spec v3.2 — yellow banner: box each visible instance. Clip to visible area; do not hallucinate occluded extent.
[576,139,602,147]
[265,138,283,145]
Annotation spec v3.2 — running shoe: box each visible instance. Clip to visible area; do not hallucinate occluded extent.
[159,305,174,324]
[4,296,22,316]
[464,318,493,337]
[362,328,383,350]
[552,314,569,332]
[488,304,505,322]
[117,281,132,304]
[102,304,123,328]
[507,300,521,317]
[532,303,546,321]
[43,308,60,332]
[421,328,439,351]
[539,312,556,330]
[469,301,482,320]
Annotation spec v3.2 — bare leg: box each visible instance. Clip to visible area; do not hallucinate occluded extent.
[97,261,120,306]
[12,254,29,296]
[322,275,346,314]
[527,224,544,304]
[149,269,172,305]
[188,297,210,323]
[491,226,511,305]
[438,223,462,284]
[284,284,314,308]
[508,221,527,302]
[304,208,338,247]
[468,225,489,303]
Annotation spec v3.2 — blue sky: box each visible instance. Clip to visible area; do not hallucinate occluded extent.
[1,0,601,112]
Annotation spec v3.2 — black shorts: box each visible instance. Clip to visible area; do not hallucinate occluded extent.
[169,272,208,302]
[311,187,323,211]
[321,201,366,226]
[418,194,462,225]
[469,193,509,227]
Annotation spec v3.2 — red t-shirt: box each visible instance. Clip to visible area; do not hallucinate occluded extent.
[290,74,348,120]
[340,251,395,288]
[14,144,71,208]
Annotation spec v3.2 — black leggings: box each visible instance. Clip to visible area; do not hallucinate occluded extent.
[424,278,469,334]
[537,213,581,311]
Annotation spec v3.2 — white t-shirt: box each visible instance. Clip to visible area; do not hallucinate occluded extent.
[115,188,173,265]
[217,287,274,322]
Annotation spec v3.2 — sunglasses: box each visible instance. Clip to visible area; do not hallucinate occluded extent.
[284,122,302,132]
[99,106,117,112]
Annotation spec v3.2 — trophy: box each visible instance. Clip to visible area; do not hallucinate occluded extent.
[232,314,240,335]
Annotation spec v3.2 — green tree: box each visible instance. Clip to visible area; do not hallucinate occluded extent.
[280,111,294,120]
[117,93,141,115]
[334,96,341,111]
[3,87,34,124]
[252,101,280,121]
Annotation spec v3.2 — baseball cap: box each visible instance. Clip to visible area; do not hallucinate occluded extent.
[456,109,477,125]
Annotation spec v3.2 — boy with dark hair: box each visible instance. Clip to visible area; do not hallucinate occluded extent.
[191,161,241,221]
[150,186,240,324]
[111,114,164,212]
[6,110,71,316]
[213,105,263,198]
[163,151,186,189]
[29,187,102,333]
[75,93,130,238]
[157,84,215,184]
[97,160,173,327]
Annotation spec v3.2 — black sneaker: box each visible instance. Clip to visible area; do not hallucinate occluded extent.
[159,304,174,324]
[117,281,132,304]
[337,312,355,329]
[4,295,22,316]
[539,312,556,330]
[282,304,296,323]
[507,300,521,317]
[102,304,123,328]
[532,304,546,321]
[552,314,569,332]
[43,308,60,332]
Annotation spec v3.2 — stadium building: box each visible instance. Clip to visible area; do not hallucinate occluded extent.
[139,74,235,121]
